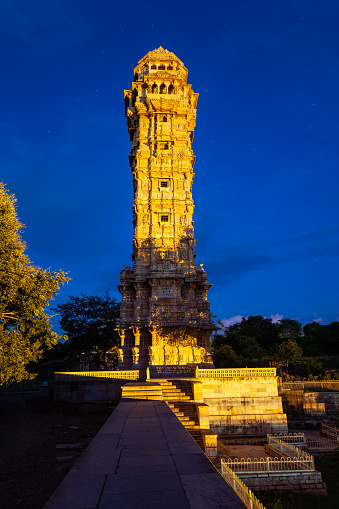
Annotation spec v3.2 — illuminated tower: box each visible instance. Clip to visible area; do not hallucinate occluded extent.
[117,47,214,370]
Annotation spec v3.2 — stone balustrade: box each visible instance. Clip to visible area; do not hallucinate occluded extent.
[55,370,140,381]
[196,367,276,378]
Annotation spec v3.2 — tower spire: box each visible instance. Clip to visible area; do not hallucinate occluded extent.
[117,49,214,370]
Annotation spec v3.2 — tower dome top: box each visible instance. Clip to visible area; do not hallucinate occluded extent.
[134,47,188,80]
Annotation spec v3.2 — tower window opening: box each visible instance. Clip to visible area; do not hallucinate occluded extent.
[168,84,174,94]
[162,115,167,122]
[131,89,138,106]
[167,65,173,70]
[151,64,157,69]
[160,287,172,297]
[158,64,165,70]
[151,83,157,93]
[160,83,166,94]
[161,215,169,222]
[160,181,168,188]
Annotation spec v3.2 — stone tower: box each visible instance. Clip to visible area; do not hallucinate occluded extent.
[117,47,214,370]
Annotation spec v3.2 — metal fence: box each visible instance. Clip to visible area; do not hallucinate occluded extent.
[267,435,315,468]
[282,380,339,391]
[307,438,337,450]
[267,433,306,445]
[321,422,339,442]
[55,370,140,381]
[268,431,337,451]
[196,368,276,378]
[220,461,266,509]
[222,456,314,474]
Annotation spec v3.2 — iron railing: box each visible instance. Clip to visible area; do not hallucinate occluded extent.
[267,432,306,445]
[220,461,266,509]
[282,380,339,391]
[321,422,339,442]
[267,435,315,468]
[222,456,314,474]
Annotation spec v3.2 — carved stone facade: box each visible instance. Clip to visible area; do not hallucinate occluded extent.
[117,47,214,370]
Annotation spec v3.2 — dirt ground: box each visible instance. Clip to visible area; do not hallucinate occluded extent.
[0,390,115,509]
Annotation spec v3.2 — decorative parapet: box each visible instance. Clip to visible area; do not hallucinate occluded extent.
[196,368,276,378]
[149,365,195,378]
[55,371,140,381]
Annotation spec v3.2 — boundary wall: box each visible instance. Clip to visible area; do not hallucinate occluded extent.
[53,368,287,435]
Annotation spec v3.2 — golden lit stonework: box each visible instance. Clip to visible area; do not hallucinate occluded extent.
[117,47,214,370]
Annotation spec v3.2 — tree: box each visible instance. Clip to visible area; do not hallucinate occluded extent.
[302,322,323,356]
[213,344,240,368]
[211,333,228,351]
[302,321,339,355]
[274,339,303,373]
[54,293,120,355]
[0,183,69,385]
[237,336,264,360]
[225,315,279,353]
[299,358,324,379]
[276,318,302,341]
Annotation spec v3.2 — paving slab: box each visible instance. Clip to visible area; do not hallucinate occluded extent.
[44,400,246,509]
[99,488,190,509]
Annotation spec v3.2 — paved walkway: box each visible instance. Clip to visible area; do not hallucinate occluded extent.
[44,399,245,509]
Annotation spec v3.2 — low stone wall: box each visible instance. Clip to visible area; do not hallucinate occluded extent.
[240,471,327,495]
[53,380,126,404]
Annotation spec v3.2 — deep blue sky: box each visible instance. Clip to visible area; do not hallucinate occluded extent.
[1,0,338,329]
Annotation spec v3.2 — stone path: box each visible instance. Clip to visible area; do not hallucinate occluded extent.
[44,399,245,509]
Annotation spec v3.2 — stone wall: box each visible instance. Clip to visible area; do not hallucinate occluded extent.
[53,380,125,404]
[194,377,287,434]
[239,471,327,495]
[282,390,339,418]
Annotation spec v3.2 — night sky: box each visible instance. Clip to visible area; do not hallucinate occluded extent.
[1,1,338,331]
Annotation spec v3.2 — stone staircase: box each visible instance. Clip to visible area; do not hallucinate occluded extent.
[154,379,204,449]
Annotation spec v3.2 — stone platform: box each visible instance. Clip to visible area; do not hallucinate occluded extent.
[44,399,245,509]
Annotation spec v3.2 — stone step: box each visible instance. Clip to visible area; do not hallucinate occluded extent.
[163,393,192,401]
[177,418,197,426]
[172,411,199,425]
[171,407,198,417]
[161,390,183,396]
[188,430,204,450]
